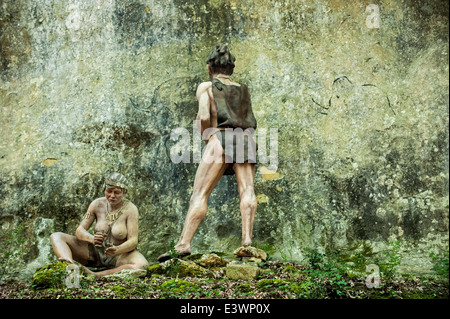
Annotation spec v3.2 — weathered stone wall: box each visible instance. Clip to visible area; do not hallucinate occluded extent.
[1,0,448,278]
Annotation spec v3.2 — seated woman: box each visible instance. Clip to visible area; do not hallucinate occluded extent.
[50,173,148,278]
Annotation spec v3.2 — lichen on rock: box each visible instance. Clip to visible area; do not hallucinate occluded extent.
[226,261,260,280]
[199,253,228,268]
[234,246,267,261]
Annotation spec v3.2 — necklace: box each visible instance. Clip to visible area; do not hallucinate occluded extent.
[106,199,129,226]
[216,75,230,79]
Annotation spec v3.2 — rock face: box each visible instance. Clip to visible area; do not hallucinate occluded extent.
[0,0,448,279]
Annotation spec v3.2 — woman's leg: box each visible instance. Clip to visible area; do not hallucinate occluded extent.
[50,232,90,265]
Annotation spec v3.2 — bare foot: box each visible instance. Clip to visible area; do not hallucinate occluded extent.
[241,241,253,247]
[79,265,96,276]
[174,243,191,255]
[157,249,191,263]
[58,257,75,264]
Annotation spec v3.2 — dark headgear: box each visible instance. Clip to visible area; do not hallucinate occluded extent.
[206,44,236,75]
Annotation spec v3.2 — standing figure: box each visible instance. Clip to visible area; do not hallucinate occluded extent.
[158,44,258,262]
[50,173,148,278]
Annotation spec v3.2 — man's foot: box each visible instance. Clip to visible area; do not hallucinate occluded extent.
[157,250,191,263]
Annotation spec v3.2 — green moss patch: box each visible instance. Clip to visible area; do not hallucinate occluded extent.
[31,261,72,290]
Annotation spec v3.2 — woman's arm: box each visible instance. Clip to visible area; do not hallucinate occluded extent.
[75,201,97,244]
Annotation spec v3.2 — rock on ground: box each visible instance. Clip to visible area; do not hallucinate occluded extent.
[226,262,260,280]
[233,246,267,261]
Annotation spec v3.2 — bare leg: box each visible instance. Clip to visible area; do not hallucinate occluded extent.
[50,232,90,265]
[233,162,257,247]
[174,136,229,254]
[85,264,137,278]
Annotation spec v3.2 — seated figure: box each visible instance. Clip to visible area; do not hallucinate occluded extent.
[50,173,148,278]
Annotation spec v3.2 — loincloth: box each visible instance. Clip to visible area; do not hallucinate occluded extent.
[86,243,119,269]
[214,129,257,175]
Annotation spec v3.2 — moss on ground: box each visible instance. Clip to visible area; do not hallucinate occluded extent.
[13,249,450,299]
[31,261,71,290]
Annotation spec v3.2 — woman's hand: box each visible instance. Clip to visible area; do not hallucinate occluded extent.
[93,232,106,247]
[105,243,118,257]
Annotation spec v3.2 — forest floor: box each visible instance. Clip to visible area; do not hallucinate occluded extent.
[1,259,448,300]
